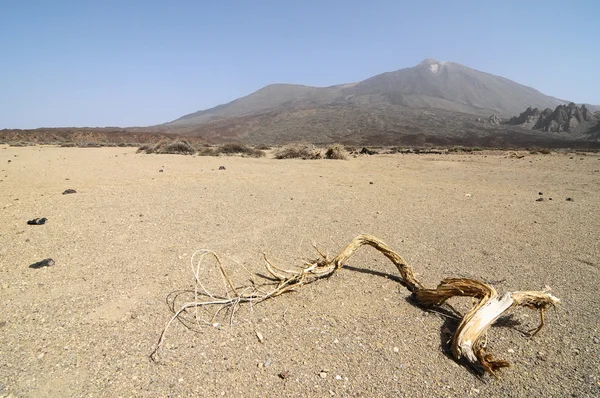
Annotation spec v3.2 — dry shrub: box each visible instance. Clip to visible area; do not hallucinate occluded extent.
[139,139,195,155]
[325,144,348,160]
[216,142,265,158]
[274,144,321,159]
[196,146,217,156]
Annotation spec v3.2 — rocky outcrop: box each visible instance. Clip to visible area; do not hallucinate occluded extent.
[488,114,502,125]
[533,103,593,132]
[507,103,599,137]
[507,107,545,129]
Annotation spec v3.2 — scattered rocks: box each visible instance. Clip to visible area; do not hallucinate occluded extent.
[27,217,47,225]
[62,189,77,195]
[219,166,226,170]
[29,258,55,269]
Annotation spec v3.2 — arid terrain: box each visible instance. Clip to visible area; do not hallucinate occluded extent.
[1,146,599,397]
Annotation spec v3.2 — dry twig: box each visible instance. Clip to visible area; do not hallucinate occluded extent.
[151,234,559,378]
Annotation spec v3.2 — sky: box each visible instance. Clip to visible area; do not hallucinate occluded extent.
[1,0,599,129]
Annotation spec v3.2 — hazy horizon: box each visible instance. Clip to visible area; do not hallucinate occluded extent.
[1,1,599,129]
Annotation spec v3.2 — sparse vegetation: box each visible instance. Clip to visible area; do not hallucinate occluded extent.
[273,144,322,159]
[324,143,348,160]
[215,142,265,157]
[137,139,195,155]
[196,146,217,156]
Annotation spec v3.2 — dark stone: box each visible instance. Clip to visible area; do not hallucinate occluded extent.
[360,147,377,155]
[29,258,55,269]
[538,192,543,195]
[566,197,574,202]
[62,189,77,194]
[536,198,544,202]
[27,217,47,225]
[159,169,164,172]
[219,166,226,170]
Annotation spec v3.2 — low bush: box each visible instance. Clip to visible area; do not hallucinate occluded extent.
[138,139,195,155]
[274,144,321,159]
[215,142,265,157]
[324,144,348,160]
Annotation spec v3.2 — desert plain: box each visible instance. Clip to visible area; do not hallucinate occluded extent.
[0,145,599,397]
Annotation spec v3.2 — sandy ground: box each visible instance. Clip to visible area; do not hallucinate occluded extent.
[0,146,599,397]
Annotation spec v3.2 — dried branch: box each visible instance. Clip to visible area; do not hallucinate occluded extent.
[151,234,560,378]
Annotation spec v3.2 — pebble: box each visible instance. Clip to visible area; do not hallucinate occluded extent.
[566,197,574,202]
[219,166,226,170]
[335,375,342,380]
[319,372,328,379]
[37,353,45,359]
[507,348,515,354]
[536,351,547,361]
[278,371,290,380]
[29,258,55,269]
[393,346,400,353]
[593,337,599,344]
[256,331,264,343]
[62,189,77,195]
[535,198,544,202]
[263,359,272,367]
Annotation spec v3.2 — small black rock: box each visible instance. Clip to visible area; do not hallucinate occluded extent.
[29,258,55,269]
[535,198,544,202]
[62,189,77,195]
[538,192,543,195]
[159,169,164,172]
[27,217,47,225]
[566,197,574,202]
[219,166,226,170]
[7,160,11,163]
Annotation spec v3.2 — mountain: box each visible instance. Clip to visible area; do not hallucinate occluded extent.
[170,59,570,126]
[162,59,599,146]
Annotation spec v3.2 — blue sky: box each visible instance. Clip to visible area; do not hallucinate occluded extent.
[1,0,598,128]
